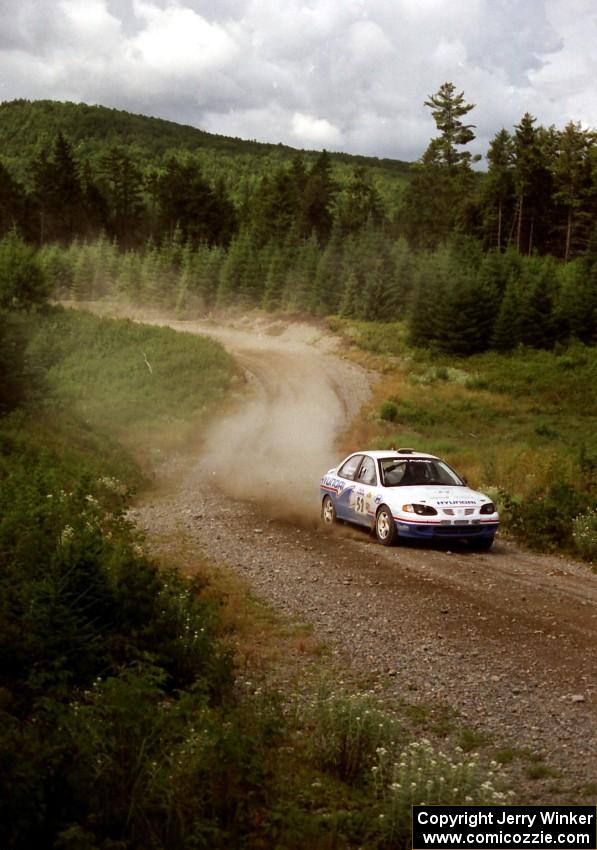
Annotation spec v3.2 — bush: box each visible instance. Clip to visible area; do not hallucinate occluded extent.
[572,509,597,562]
[306,688,401,782]
[0,230,49,310]
[379,400,399,422]
[0,311,32,413]
[501,480,593,552]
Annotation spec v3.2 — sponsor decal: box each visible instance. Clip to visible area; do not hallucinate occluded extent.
[321,475,346,494]
[436,500,477,506]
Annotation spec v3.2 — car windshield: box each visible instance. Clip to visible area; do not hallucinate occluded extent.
[379,458,464,487]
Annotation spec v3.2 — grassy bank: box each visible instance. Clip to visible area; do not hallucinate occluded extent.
[329,318,597,559]
[27,306,235,456]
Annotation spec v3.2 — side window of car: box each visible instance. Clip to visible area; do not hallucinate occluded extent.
[338,455,363,481]
[357,456,377,485]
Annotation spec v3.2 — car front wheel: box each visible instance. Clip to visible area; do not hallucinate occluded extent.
[321,495,336,525]
[375,505,397,546]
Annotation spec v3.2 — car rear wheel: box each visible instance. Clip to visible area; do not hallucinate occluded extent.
[321,495,336,525]
[375,505,397,546]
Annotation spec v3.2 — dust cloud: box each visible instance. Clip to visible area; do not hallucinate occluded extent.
[79,305,374,522]
[154,317,372,522]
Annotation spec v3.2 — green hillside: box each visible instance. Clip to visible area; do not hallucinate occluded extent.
[0,99,412,210]
[0,98,412,171]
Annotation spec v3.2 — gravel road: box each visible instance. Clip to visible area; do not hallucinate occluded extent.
[127,313,597,802]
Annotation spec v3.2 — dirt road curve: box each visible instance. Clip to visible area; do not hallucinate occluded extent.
[128,314,597,801]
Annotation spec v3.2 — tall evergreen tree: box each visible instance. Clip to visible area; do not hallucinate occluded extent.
[262,241,291,311]
[557,257,597,343]
[483,129,515,251]
[31,133,86,243]
[491,276,522,350]
[400,83,478,249]
[339,269,361,318]
[336,166,384,235]
[100,147,145,247]
[552,122,594,261]
[518,257,558,348]
[512,114,553,255]
[407,247,452,346]
[310,223,343,314]
[298,151,337,243]
[423,82,477,170]
[284,234,319,311]
[156,158,236,248]
[0,163,26,238]
[217,231,261,306]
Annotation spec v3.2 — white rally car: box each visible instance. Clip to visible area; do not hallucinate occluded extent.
[320,448,499,550]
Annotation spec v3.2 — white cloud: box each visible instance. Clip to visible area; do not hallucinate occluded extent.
[129,0,237,75]
[290,112,342,146]
[0,0,595,161]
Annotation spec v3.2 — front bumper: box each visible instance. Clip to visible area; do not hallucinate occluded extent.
[395,518,499,541]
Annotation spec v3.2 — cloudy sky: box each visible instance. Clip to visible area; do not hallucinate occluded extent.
[1,0,596,162]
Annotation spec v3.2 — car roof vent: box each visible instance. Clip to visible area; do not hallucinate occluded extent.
[397,447,415,454]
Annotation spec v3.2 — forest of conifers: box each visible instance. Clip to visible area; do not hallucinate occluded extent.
[1,90,596,353]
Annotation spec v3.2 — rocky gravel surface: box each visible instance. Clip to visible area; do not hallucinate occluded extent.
[121,312,596,802]
[133,480,596,802]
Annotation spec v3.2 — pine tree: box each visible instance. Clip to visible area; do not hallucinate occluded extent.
[116,250,143,300]
[100,147,145,247]
[353,228,400,321]
[423,82,477,170]
[552,122,594,260]
[0,163,26,238]
[298,151,337,243]
[400,84,478,249]
[557,259,596,343]
[71,241,96,300]
[284,234,319,311]
[31,133,86,243]
[437,269,493,354]
[407,248,451,346]
[310,223,343,314]
[249,163,302,247]
[217,231,261,306]
[336,166,384,235]
[517,257,558,348]
[339,270,361,318]
[156,158,236,247]
[483,129,515,250]
[491,277,522,350]
[512,114,554,255]
[261,243,289,312]
[80,161,109,238]
[390,237,415,314]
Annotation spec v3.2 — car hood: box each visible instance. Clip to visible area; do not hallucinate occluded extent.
[384,485,490,507]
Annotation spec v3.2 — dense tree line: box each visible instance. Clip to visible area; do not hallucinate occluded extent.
[399,84,597,259]
[1,89,596,353]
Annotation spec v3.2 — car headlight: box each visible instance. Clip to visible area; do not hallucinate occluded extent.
[479,502,496,515]
[403,504,438,516]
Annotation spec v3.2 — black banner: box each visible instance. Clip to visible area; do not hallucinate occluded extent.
[412,805,596,850]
